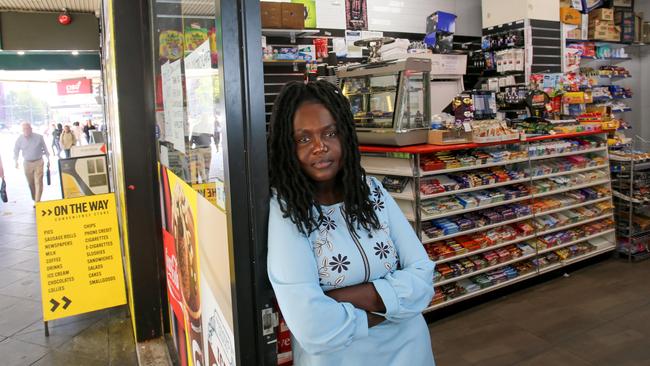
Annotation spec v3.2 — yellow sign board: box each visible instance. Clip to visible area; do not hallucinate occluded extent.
[193,182,218,206]
[193,180,226,211]
[36,193,127,321]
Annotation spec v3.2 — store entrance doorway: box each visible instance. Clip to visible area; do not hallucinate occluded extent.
[0,69,105,209]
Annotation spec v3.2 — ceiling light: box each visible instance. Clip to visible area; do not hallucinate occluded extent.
[17,51,25,55]
[72,50,79,56]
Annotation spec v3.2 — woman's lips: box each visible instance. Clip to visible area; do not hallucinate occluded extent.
[312,160,333,169]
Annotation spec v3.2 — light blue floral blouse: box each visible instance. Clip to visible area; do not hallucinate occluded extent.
[268,177,436,366]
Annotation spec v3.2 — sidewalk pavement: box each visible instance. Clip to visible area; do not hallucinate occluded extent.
[0,143,137,366]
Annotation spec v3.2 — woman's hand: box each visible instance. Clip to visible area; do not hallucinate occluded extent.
[366,312,385,328]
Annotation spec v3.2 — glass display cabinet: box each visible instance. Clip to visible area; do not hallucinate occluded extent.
[338,57,431,146]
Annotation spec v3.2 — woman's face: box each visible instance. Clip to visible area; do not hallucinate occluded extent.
[292,102,343,185]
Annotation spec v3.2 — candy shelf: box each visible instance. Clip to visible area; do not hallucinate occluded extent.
[426,234,616,312]
[535,213,614,237]
[422,214,534,244]
[360,131,615,311]
[534,196,611,216]
[421,177,531,200]
[536,229,615,255]
[423,195,533,221]
[434,234,536,265]
[424,272,539,312]
[528,146,607,161]
[532,179,610,199]
[420,158,529,177]
[388,183,415,201]
[538,236,616,274]
[435,252,538,287]
[529,164,608,181]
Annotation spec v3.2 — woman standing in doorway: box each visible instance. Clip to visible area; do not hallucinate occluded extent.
[267,81,436,366]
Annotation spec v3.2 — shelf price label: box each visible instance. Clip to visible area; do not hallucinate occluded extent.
[36,193,127,321]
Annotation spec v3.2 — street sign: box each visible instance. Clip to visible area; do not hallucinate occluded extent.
[36,193,127,321]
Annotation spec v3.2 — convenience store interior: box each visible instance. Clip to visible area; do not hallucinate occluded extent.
[254,0,650,365]
[1,0,650,365]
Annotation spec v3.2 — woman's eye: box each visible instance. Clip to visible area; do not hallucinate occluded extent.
[296,136,310,144]
[325,130,338,138]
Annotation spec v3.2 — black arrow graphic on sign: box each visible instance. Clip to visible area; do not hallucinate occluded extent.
[50,298,60,312]
[41,210,46,217]
[48,209,53,216]
[62,296,72,309]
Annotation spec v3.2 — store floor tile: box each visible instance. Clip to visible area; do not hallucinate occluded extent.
[428,258,650,366]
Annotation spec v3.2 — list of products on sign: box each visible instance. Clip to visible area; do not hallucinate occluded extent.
[36,194,127,321]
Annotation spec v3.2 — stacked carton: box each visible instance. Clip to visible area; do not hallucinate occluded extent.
[589,8,620,41]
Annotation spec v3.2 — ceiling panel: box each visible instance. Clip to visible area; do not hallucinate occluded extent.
[0,0,100,13]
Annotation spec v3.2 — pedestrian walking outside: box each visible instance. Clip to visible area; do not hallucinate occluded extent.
[83,120,96,144]
[60,125,76,158]
[51,123,63,157]
[14,122,50,205]
[72,121,83,145]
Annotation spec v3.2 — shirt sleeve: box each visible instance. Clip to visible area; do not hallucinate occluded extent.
[40,136,49,157]
[370,179,435,322]
[267,197,369,355]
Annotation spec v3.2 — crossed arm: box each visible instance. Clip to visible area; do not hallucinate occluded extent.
[326,283,386,327]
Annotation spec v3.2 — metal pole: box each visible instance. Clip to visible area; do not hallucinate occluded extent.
[44,321,49,337]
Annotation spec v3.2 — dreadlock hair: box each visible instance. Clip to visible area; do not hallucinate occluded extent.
[269,80,381,236]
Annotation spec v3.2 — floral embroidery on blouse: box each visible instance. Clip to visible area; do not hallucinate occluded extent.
[371,198,385,212]
[320,212,337,231]
[374,242,390,260]
[329,254,350,273]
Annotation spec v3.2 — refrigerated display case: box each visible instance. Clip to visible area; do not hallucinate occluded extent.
[338,57,431,146]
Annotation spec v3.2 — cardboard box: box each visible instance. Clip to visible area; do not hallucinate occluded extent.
[589,8,614,21]
[582,14,590,39]
[260,2,282,29]
[562,7,583,25]
[616,9,635,42]
[643,22,650,43]
[613,0,634,8]
[567,28,583,39]
[428,130,472,145]
[589,19,614,28]
[426,11,457,34]
[634,13,643,43]
[589,23,621,41]
[281,3,305,29]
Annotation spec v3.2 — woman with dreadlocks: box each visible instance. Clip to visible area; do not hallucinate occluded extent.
[267,80,436,365]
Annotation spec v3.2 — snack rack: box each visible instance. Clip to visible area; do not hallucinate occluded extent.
[360,130,616,311]
[609,143,650,262]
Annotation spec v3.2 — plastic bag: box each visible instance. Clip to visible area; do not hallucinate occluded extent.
[1,179,7,203]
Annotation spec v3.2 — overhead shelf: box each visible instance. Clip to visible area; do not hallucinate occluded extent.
[261,28,320,43]
[566,39,649,47]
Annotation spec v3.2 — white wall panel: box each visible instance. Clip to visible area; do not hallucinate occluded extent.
[263,0,482,35]
[367,0,455,34]
[316,0,346,29]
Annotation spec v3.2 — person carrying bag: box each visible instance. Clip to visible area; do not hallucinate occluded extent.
[0,153,7,203]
